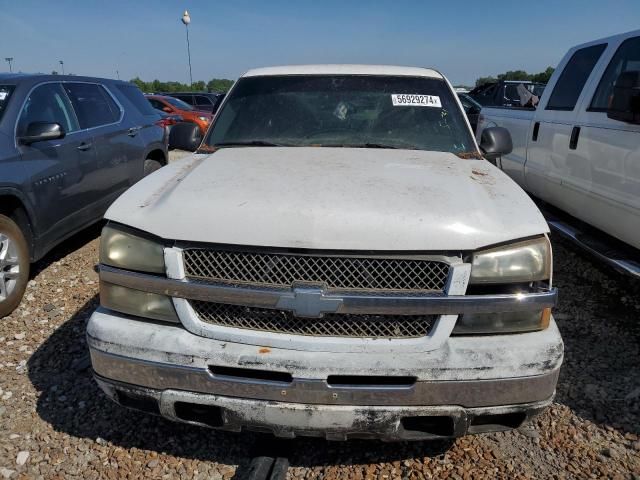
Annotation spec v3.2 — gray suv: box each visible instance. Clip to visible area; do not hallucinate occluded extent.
[0,74,168,317]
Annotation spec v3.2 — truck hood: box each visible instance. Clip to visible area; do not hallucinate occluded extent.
[106,147,548,251]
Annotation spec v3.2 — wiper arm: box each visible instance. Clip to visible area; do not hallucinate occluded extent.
[318,143,399,149]
[214,140,286,147]
[360,143,399,149]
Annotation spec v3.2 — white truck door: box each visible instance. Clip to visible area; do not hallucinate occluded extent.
[524,43,608,211]
[573,34,640,249]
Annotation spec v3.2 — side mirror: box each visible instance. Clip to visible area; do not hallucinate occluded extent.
[607,70,640,124]
[479,126,513,163]
[168,122,203,152]
[18,122,65,145]
[163,106,173,113]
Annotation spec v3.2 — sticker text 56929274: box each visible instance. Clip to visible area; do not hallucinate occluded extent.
[391,94,441,108]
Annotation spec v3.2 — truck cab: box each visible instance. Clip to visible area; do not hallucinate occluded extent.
[477,30,640,273]
[469,80,546,108]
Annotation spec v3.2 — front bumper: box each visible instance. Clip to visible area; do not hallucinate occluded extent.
[88,308,563,440]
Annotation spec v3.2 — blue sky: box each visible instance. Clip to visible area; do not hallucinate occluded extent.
[1,0,639,86]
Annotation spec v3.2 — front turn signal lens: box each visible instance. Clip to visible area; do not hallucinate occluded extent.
[100,282,179,324]
[452,309,551,335]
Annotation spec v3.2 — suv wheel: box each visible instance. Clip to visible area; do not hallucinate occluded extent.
[144,158,163,176]
[0,214,30,318]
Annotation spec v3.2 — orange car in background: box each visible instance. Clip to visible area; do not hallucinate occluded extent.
[145,94,213,134]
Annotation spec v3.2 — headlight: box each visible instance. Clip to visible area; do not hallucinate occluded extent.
[100,282,179,323]
[198,116,209,122]
[469,236,551,284]
[454,236,553,335]
[100,224,165,274]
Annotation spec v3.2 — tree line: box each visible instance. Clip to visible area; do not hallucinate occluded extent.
[129,77,235,93]
[475,67,555,87]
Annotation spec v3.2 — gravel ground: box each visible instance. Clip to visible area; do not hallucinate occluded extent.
[0,156,638,478]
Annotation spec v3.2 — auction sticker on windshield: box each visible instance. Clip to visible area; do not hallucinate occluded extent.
[391,94,441,108]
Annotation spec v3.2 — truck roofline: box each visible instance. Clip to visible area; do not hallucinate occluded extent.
[242,65,443,79]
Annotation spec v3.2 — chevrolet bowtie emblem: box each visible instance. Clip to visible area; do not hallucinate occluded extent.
[275,287,343,318]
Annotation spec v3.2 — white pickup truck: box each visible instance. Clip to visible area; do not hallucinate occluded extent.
[88,65,562,441]
[476,30,640,276]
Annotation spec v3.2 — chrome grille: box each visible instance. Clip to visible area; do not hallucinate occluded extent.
[182,249,450,292]
[190,301,436,339]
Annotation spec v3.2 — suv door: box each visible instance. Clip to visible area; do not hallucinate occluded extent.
[16,82,96,241]
[573,35,640,248]
[63,82,145,208]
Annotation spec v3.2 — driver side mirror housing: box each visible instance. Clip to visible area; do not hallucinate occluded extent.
[168,122,203,152]
[18,122,65,145]
[607,70,640,124]
[479,126,513,163]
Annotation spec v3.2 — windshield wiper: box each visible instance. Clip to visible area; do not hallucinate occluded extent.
[360,143,399,149]
[214,140,286,147]
[319,143,400,149]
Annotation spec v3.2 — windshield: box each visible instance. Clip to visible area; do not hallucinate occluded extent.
[0,85,14,121]
[205,75,476,154]
[165,96,194,111]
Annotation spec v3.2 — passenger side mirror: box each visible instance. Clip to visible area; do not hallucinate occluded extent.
[479,127,513,163]
[607,70,640,124]
[18,122,65,145]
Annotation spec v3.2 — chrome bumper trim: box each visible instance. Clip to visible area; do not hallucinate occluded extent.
[99,265,557,316]
[90,347,560,408]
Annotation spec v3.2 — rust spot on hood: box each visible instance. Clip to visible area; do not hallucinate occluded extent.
[259,347,271,354]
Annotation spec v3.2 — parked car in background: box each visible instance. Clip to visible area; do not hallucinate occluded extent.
[163,92,225,114]
[156,111,183,135]
[469,80,546,108]
[146,94,213,134]
[89,65,562,441]
[476,29,640,276]
[0,74,168,317]
[457,92,482,133]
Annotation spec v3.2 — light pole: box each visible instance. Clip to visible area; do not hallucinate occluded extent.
[4,57,13,72]
[59,60,65,75]
[181,10,193,88]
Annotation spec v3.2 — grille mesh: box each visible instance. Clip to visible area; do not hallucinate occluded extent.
[191,301,436,339]
[183,249,450,292]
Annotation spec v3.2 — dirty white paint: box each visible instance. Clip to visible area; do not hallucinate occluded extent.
[87,309,563,382]
[105,148,548,251]
[242,64,443,79]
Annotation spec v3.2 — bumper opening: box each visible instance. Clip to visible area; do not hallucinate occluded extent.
[210,366,293,384]
[468,411,527,433]
[116,390,160,416]
[400,416,455,437]
[174,402,224,428]
[327,375,416,387]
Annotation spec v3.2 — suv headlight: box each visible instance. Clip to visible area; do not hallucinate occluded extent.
[100,224,165,273]
[99,224,178,323]
[468,236,551,284]
[453,236,552,335]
